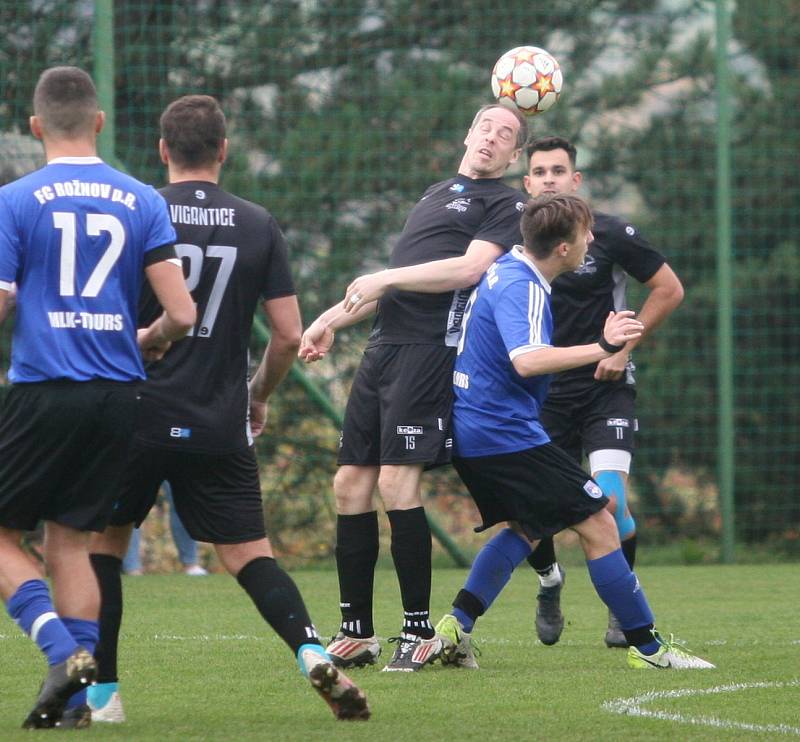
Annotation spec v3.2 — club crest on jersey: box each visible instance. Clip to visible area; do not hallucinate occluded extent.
[445,197,471,213]
[584,480,604,499]
[449,183,465,193]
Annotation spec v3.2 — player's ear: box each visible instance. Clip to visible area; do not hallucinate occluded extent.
[29,115,43,141]
[219,138,228,164]
[158,138,169,165]
[522,173,532,195]
[572,170,583,191]
[95,110,105,135]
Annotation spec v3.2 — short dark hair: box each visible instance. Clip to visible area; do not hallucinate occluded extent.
[525,135,577,168]
[160,95,226,168]
[521,193,593,259]
[470,104,529,149]
[33,67,98,137]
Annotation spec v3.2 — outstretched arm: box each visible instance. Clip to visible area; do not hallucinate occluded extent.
[298,298,378,363]
[341,239,504,313]
[513,311,644,378]
[594,263,684,381]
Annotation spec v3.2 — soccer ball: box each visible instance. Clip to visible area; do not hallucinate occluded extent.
[490,46,563,116]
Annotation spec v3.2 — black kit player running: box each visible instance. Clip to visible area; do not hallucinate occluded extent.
[115,181,296,537]
[88,95,368,723]
[299,105,528,672]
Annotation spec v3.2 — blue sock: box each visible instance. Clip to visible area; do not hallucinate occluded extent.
[62,617,99,708]
[586,549,655,649]
[296,642,329,677]
[7,579,78,666]
[456,529,533,632]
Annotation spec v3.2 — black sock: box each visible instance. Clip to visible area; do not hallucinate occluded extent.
[236,557,321,654]
[387,507,433,639]
[89,553,123,684]
[621,534,637,569]
[452,588,486,626]
[335,511,379,638]
[623,623,655,648]
[527,536,557,573]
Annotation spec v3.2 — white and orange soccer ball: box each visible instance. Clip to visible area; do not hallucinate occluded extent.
[490,45,563,116]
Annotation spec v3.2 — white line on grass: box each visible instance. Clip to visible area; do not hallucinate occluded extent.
[602,680,800,736]
[152,633,269,641]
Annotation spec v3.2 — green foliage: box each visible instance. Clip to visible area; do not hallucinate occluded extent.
[1,1,799,549]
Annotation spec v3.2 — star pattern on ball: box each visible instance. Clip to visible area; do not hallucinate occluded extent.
[533,73,555,96]
[514,49,536,65]
[499,77,520,97]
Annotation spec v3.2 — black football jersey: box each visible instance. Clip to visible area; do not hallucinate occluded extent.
[369,175,524,347]
[136,181,296,453]
[549,211,665,390]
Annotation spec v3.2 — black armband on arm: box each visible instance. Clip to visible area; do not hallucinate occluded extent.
[598,335,626,354]
[144,243,178,267]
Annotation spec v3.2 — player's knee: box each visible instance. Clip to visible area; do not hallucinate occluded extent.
[377,466,422,510]
[576,508,619,550]
[333,466,376,513]
[595,470,636,539]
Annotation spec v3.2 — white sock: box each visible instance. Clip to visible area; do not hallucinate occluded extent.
[537,563,562,587]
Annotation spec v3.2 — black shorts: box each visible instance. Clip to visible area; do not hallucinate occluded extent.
[109,443,266,544]
[338,344,454,468]
[453,443,609,541]
[0,380,139,532]
[540,382,637,462]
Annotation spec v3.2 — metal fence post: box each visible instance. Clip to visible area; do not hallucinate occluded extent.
[715,0,735,563]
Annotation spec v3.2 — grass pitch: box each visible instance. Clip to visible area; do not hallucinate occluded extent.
[1,563,798,740]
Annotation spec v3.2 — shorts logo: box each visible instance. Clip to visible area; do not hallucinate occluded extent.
[397,425,423,435]
[170,427,192,439]
[445,438,453,448]
[584,480,604,499]
[445,197,471,213]
[607,418,630,427]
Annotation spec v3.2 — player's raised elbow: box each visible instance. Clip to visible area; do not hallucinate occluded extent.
[455,256,493,288]
[511,353,545,378]
[649,264,685,310]
[670,279,685,308]
[274,327,302,355]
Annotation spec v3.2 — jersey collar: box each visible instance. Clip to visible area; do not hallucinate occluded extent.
[47,156,103,165]
[510,245,551,293]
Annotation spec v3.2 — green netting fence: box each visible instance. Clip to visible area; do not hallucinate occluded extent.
[1,0,798,566]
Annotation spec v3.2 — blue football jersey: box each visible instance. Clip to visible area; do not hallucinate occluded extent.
[0,157,176,382]
[453,248,555,457]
